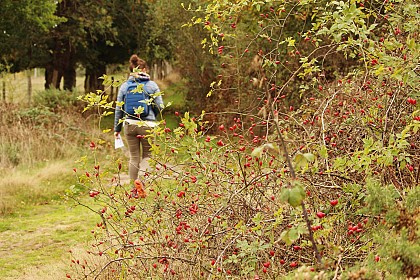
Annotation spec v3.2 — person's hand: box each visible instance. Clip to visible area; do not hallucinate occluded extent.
[114,132,120,138]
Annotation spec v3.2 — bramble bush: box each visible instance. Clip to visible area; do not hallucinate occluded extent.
[68,0,418,279]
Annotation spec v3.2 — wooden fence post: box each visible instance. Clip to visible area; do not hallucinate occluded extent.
[2,80,5,102]
[27,70,32,106]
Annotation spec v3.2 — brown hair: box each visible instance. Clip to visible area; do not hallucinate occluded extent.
[129,54,148,72]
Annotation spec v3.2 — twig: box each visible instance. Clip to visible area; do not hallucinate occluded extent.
[382,86,399,143]
[333,254,343,280]
[93,255,205,280]
[272,113,322,265]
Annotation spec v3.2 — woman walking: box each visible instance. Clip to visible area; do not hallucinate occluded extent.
[114,55,163,197]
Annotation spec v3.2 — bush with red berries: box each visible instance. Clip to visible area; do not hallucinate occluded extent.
[69,0,419,279]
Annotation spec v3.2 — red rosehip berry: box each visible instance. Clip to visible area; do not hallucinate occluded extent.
[316,211,326,218]
[177,191,185,198]
[407,98,416,105]
[330,199,338,206]
[262,267,267,273]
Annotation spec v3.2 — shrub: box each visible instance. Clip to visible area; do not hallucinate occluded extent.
[69,0,419,279]
[33,88,80,110]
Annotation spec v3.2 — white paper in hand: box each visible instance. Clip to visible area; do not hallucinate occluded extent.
[115,137,124,149]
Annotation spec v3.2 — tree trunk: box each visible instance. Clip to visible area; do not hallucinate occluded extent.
[45,63,62,90]
[45,38,76,91]
[63,67,76,91]
[63,47,76,91]
[52,69,61,89]
[84,65,106,93]
[110,77,114,96]
[45,64,53,89]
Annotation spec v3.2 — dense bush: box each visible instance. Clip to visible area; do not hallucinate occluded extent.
[69,0,418,279]
[33,88,80,110]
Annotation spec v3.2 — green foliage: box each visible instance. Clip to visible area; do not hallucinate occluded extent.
[0,0,63,70]
[16,107,57,126]
[280,182,306,208]
[364,178,400,215]
[33,89,80,109]
[1,143,20,167]
[71,0,419,279]
[405,185,420,212]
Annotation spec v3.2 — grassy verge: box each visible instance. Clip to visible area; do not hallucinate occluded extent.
[0,160,99,279]
[0,202,97,279]
[0,161,78,215]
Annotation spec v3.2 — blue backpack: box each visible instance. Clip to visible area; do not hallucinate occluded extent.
[123,80,151,118]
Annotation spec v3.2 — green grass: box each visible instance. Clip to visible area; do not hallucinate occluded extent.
[0,202,97,277]
[0,201,99,279]
[0,161,77,215]
[163,80,187,111]
[0,159,101,279]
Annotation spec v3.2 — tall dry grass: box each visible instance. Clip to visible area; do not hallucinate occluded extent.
[1,70,93,168]
[0,161,74,215]
[0,88,109,215]
[0,103,94,168]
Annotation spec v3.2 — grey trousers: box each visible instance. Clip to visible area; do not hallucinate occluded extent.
[124,123,152,181]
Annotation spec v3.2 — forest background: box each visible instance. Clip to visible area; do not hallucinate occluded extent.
[0,0,419,279]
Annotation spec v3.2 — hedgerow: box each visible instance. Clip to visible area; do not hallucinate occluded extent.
[68,1,419,279]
